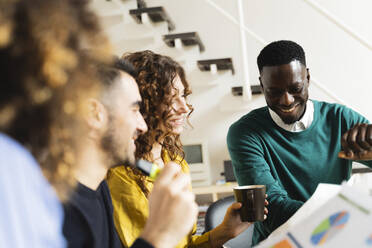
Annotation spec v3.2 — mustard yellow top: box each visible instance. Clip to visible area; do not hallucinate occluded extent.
[107,150,211,248]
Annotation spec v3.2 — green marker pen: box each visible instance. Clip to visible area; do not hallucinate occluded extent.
[136,159,161,179]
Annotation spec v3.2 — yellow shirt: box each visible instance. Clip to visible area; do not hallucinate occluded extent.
[107,151,210,248]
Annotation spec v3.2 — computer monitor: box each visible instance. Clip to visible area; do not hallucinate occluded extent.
[183,141,211,186]
[184,144,203,164]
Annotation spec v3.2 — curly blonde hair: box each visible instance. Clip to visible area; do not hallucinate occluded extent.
[122,50,193,196]
[0,0,111,200]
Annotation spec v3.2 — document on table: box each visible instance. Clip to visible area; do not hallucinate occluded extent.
[270,183,342,238]
[255,184,372,248]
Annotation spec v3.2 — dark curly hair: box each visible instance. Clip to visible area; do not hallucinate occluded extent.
[122,50,193,196]
[257,40,306,73]
[0,0,111,200]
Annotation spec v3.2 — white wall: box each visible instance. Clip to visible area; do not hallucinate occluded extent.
[94,0,372,184]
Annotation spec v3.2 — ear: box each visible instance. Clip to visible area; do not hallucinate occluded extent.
[306,68,310,85]
[85,98,108,134]
[259,77,264,91]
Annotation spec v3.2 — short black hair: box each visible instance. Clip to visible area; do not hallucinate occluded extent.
[257,40,306,73]
[96,57,137,88]
[114,57,137,78]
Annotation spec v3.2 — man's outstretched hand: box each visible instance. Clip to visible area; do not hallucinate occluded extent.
[338,123,372,160]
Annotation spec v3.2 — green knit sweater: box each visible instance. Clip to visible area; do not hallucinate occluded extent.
[227,100,372,245]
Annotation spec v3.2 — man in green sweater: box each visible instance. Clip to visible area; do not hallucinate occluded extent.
[227,40,372,245]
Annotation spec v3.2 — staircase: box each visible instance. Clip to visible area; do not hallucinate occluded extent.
[91,0,255,101]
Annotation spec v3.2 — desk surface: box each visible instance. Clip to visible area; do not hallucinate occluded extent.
[192,182,238,194]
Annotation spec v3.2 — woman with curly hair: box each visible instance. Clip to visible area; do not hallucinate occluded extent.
[107,50,266,247]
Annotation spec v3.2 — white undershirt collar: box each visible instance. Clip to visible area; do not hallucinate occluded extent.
[269,100,314,132]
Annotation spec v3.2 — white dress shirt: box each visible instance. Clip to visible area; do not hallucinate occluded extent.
[269,100,314,132]
[0,133,66,248]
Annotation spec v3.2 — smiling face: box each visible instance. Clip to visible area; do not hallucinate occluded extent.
[260,60,310,124]
[166,75,190,135]
[100,72,147,167]
[124,51,193,160]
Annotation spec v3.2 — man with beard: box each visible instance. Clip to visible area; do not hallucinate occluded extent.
[63,59,198,248]
[227,40,372,245]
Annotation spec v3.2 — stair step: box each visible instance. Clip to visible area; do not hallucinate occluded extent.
[154,45,200,63]
[197,58,234,74]
[251,85,262,95]
[231,86,243,96]
[129,7,175,31]
[136,0,147,9]
[219,88,265,112]
[112,37,200,62]
[185,65,234,87]
[232,85,262,96]
[163,32,205,52]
